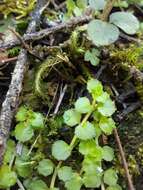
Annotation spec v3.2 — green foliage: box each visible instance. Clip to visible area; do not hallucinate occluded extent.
[14,106,45,142]
[52,140,71,161]
[87,19,120,46]
[0,165,17,188]
[58,166,73,182]
[109,12,139,35]
[104,169,118,186]
[75,121,96,140]
[25,179,48,190]
[87,12,139,46]
[84,48,100,66]
[0,0,36,19]
[74,97,93,113]
[89,0,106,10]
[37,159,54,177]
[63,109,81,127]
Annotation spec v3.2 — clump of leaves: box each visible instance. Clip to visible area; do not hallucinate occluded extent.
[0,0,36,19]
[87,12,139,46]
[1,78,121,190]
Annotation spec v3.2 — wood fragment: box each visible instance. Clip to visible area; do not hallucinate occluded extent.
[0,0,48,164]
[100,0,116,21]
[114,128,135,190]
[0,15,92,50]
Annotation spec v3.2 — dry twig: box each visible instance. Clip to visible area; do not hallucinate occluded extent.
[0,0,48,163]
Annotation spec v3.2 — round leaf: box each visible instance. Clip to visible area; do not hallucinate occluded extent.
[15,157,32,178]
[87,20,119,46]
[98,98,116,116]
[75,97,92,113]
[99,117,116,135]
[16,106,27,122]
[63,109,81,126]
[75,121,96,140]
[30,112,44,130]
[0,165,17,188]
[14,123,34,142]
[65,173,82,190]
[87,78,103,99]
[83,173,101,188]
[58,166,73,182]
[104,169,118,186]
[89,0,106,10]
[4,140,15,164]
[27,179,48,190]
[102,146,114,161]
[52,140,71,161]
[110,12,139,35]
[37,159,54,176]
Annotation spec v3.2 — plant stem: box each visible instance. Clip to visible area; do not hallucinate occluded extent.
[50,161,62,188]
[100,0,116,21]
[50,100,96,188]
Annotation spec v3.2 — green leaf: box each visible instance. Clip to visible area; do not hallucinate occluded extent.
[4,140,15,164]
[27,179,48,190]
[102,146,114,161]
[87,78,103,99]
[16,106,27,122]
[58,166,73,182]
[79,141,103,161]
[30,112,44,130]
[14,123,34,142]
[77,0,87,9]
[83,173,102,188]
[75,97,92,113]
[84,49,100,66]
[15,157,32,178]
[82,156,103,174]
[89,0,106,10]
[87,20,119,46]
[37,159,54,177]
[79,140,96,155]
[104,169,118,186]
[99,117,116,135]
[98,98,116,116]
[110,12,139,35]
[96,92,110,103]
[65,173,82,190]
[75,121,96,140]
[63,109,81,126]
[52,140,71,161]
[0,165,17,188]
[106,184,122,190]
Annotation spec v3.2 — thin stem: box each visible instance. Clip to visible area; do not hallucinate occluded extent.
[100,0,116,21]
[114,128,135,190]
[50,161,62,188]
[17,178,26,190]
[50,100,96,188]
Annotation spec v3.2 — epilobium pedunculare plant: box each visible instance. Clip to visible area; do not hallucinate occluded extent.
[50,78,122,190]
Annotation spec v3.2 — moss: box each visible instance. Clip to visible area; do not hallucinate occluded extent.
[111,44,143,69]
[0,0,36,19]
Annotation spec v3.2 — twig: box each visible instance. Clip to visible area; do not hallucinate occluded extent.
[100,0,116,21]
[0,0,49,164]
[0,15,92,50]
[53,84,68,114]
[0,56,17,65]
[113,128,135,190]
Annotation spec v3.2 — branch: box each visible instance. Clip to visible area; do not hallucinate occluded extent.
[0,0,48,164]
[100,0,116,21]
[114,128,135,190]
[0,15,92,50]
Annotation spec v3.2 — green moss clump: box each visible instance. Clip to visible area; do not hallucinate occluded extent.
[0,0,36,19]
